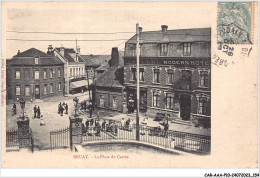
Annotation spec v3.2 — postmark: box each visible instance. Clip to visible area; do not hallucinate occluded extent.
[217,2,253,44]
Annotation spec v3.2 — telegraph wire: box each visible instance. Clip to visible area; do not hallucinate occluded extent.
[7,31,135,35]
[6,39,129,42]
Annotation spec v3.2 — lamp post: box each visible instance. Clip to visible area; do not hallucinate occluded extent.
[19,98,26,119]
[73,97,79,117]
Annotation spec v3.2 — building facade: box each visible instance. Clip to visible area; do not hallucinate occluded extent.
[54,46,87,94]
[93,47,125,113]
[123,26,211,123]
[6,48,65,101]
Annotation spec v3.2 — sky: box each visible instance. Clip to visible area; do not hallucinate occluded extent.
[2,1,214,59]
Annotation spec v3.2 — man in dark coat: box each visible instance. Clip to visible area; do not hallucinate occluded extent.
[58,103,61,114]
[13,103,17,115]
[33,105,37,118]
[65,103,68,114]
[60,105,64,116]
[37,106,41,118]
[85,120,90,132]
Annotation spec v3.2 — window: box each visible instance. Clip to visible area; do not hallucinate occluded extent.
[70,68,72,77]
[183,42,191,56]
[167,69,174,84]
[15,85,20,96]
[153,92,160,107]
[50,83,53,93]
[153,69,160,83]
[140,68,144,81]
[199,71,209,87]
[58,68,61,77]
[15,70,20,79]
[35,70,40,80]
[198,97,210,115]
[58,82,61,91]
[25,86,30,96]
[100,95,105,107]
[129,44,136,56]
[79,68,81,76]
[166,93,174,110]
[73,68,75,77]
[24,70,30,79]
[131,68,144,81]
[112,96,117,109]
[131,68,136,81]
[43,69,47,79]
[76,68,78,76]
[35,57,39,64]
[50,69,53,78]
[44,84,47,95]
[181,70,191,82]
[160,43,168,56]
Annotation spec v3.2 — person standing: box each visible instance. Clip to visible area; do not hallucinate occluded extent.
[60,105,64,116]
[65,103,68,114]
[37,106,41,118]
[86,120,90,132]
[89,104,92,118]
[58,103,61,114]
[33,105,37,118]
[13,103,16,115]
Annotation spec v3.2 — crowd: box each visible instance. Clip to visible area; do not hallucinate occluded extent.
[58,102,68,116]
[82,118,120,136]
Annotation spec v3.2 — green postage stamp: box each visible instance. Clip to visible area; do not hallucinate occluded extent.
[218,2,254,44]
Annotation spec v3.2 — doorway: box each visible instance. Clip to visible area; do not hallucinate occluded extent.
[35,85,40,99]
[180,95,191,120]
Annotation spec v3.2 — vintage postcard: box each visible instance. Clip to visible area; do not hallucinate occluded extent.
[1,1,258,169]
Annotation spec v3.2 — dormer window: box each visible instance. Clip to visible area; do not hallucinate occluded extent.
[35,57,39,64]
[160,43,168,56]
[183,43,191,56]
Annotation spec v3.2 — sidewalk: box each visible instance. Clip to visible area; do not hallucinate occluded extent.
[89,108,211,136]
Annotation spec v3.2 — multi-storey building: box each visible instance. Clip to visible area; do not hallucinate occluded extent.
[6,48,65,101]
[123,25,211,123]
[54,45,87,94]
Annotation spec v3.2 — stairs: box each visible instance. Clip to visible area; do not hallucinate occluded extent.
[171,118,193,126]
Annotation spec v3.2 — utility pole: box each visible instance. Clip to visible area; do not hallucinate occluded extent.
[136,23,140,141]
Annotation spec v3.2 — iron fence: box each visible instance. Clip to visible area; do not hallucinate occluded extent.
[82,123,211,154]
[6,129,19,148]
[50,126,70,151]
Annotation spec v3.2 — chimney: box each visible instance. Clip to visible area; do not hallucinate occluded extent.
[161,25,168,32]
[139,27,142,32]
[60,45,64,56]
[76,46,80,55]
[110,47,119,68]
[47,45,53,55]
[17,50,20,55]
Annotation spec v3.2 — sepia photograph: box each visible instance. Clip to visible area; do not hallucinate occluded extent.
[1,1,258,171]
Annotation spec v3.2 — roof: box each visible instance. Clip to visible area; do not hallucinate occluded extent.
[55,47,85,62]
[9,48,64,66]
[13,48,50,57]
[126,28,211,44]
[81,55,111,67]
[95,67,124,88]
[95,62,110,71]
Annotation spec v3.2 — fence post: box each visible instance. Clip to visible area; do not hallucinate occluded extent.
[69,116,83,152]
[17,116,31,151]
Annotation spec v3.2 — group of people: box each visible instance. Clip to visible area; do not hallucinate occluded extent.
[58,102,68,116]
[82,118,101,136]
[120,118,135,131]
[82,118,120,136]
[33,105,41,119]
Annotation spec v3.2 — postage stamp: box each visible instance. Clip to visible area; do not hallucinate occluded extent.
[217,2,254,44]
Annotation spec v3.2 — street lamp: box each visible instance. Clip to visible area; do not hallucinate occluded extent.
[19,98,26,119]
[73,97,79,117]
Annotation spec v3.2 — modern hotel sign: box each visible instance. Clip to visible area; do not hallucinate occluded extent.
[162,59,210,67]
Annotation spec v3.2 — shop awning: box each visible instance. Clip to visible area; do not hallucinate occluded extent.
[70,80,89,89]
